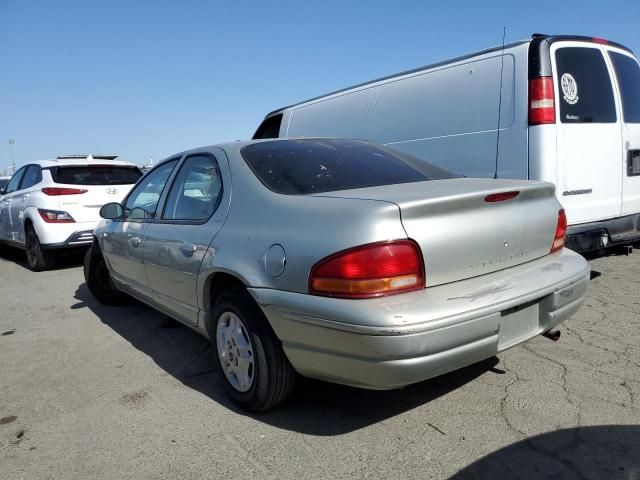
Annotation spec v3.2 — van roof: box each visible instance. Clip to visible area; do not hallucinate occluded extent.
[262,34,633,119]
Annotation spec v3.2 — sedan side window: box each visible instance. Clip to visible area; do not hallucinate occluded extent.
[162,155,223,221]
[3,167,27,194]
[123,160,177,220]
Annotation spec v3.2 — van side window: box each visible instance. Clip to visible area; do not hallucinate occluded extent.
[253,114,283,139]
[609,52,640,124]
[555,48,616,123]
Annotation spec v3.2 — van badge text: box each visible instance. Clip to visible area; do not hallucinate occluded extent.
[562,189,592,196]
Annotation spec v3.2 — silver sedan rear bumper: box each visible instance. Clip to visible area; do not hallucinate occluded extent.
[249,249,590,390]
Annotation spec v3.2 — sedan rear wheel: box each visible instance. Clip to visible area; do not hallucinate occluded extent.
[212,287,296,411]
[217,312,255,392]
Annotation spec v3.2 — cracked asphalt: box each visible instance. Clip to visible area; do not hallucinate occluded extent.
[1,247,639,479]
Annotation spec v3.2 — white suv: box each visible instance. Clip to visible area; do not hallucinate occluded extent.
[0,154,142,271]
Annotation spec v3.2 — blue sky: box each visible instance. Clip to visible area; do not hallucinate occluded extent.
[1,0,639,171]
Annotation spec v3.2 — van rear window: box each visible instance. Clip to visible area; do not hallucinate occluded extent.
[555,47,616,123]
[609,52,640,123]
[241,139,457,195]
[51,165,142,185]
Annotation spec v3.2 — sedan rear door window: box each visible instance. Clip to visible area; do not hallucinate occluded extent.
[162,155,223,221]
[241,139,457,195]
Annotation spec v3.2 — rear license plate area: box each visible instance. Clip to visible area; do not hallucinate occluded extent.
[498,299,540,350]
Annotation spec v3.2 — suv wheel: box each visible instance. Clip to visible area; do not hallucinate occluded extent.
[212,287,296,412]
[84,241,126,305]
[25,226,51,271]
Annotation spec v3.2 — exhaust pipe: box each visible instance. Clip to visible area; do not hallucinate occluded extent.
[542,329,561,341]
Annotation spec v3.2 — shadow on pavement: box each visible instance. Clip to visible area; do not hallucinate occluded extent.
[451,425,640,480]
[73,282,497,435]
[0,244,86,271]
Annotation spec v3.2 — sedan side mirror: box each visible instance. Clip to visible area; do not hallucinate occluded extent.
[0,188,5,196]
[100,202,124,220]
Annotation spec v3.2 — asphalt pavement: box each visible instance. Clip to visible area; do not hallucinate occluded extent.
[1,246,638,479]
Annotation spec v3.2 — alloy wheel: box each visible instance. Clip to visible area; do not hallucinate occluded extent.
[216,311,255,392]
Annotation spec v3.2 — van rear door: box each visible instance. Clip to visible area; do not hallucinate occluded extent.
[551,43,622,224]
[607,48,640,219]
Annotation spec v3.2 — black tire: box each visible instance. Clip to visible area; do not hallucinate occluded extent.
[212,286,296,412]
[25,226,52,271]
[84,240,127,305]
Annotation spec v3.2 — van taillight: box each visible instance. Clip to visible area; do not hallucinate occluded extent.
[309,240,425,299]
[550,209,567,254]
[529,77,556,125]
[42,187,88,196]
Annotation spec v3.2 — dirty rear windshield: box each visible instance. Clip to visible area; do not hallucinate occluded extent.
[50,165,142,185]
[241,139,457,195]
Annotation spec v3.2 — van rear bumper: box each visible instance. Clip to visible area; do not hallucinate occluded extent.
[567,212,640,252]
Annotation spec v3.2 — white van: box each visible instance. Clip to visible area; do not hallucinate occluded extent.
[253,34,640,252]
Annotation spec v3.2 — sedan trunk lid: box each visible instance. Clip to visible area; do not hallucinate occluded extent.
[313,178,560,286]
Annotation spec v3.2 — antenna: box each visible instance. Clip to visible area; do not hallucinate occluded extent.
[493,26,506,180]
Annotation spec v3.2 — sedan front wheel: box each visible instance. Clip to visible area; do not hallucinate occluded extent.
[84,241,126,305]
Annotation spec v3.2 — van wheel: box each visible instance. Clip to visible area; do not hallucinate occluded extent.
[84,241,126,305]
[25,226,51,271]
[212,287,296,412]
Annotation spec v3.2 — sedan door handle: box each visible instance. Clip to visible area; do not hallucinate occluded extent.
[180,243,197,257]
[129,236,142,247]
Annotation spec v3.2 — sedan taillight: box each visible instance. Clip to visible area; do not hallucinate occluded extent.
[38,209,75,223]
[309,240,425,299]
[41,187,88,196]
[550,209,567,254]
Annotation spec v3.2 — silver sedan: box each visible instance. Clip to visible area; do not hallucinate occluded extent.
[85,138,590,411]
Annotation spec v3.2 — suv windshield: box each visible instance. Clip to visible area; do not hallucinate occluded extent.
[241,139,457,195]
[50,165,142,185]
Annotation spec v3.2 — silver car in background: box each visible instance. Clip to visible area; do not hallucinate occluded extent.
[85,138,590,411]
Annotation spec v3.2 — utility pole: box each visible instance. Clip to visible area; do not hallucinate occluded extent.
[8,138,16,175]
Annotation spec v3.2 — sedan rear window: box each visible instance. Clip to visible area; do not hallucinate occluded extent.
[51,165,142,185]
[241,139,457,195]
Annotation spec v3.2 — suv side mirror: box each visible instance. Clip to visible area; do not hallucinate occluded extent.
[0,188,5,196]
[100,202,124,220]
